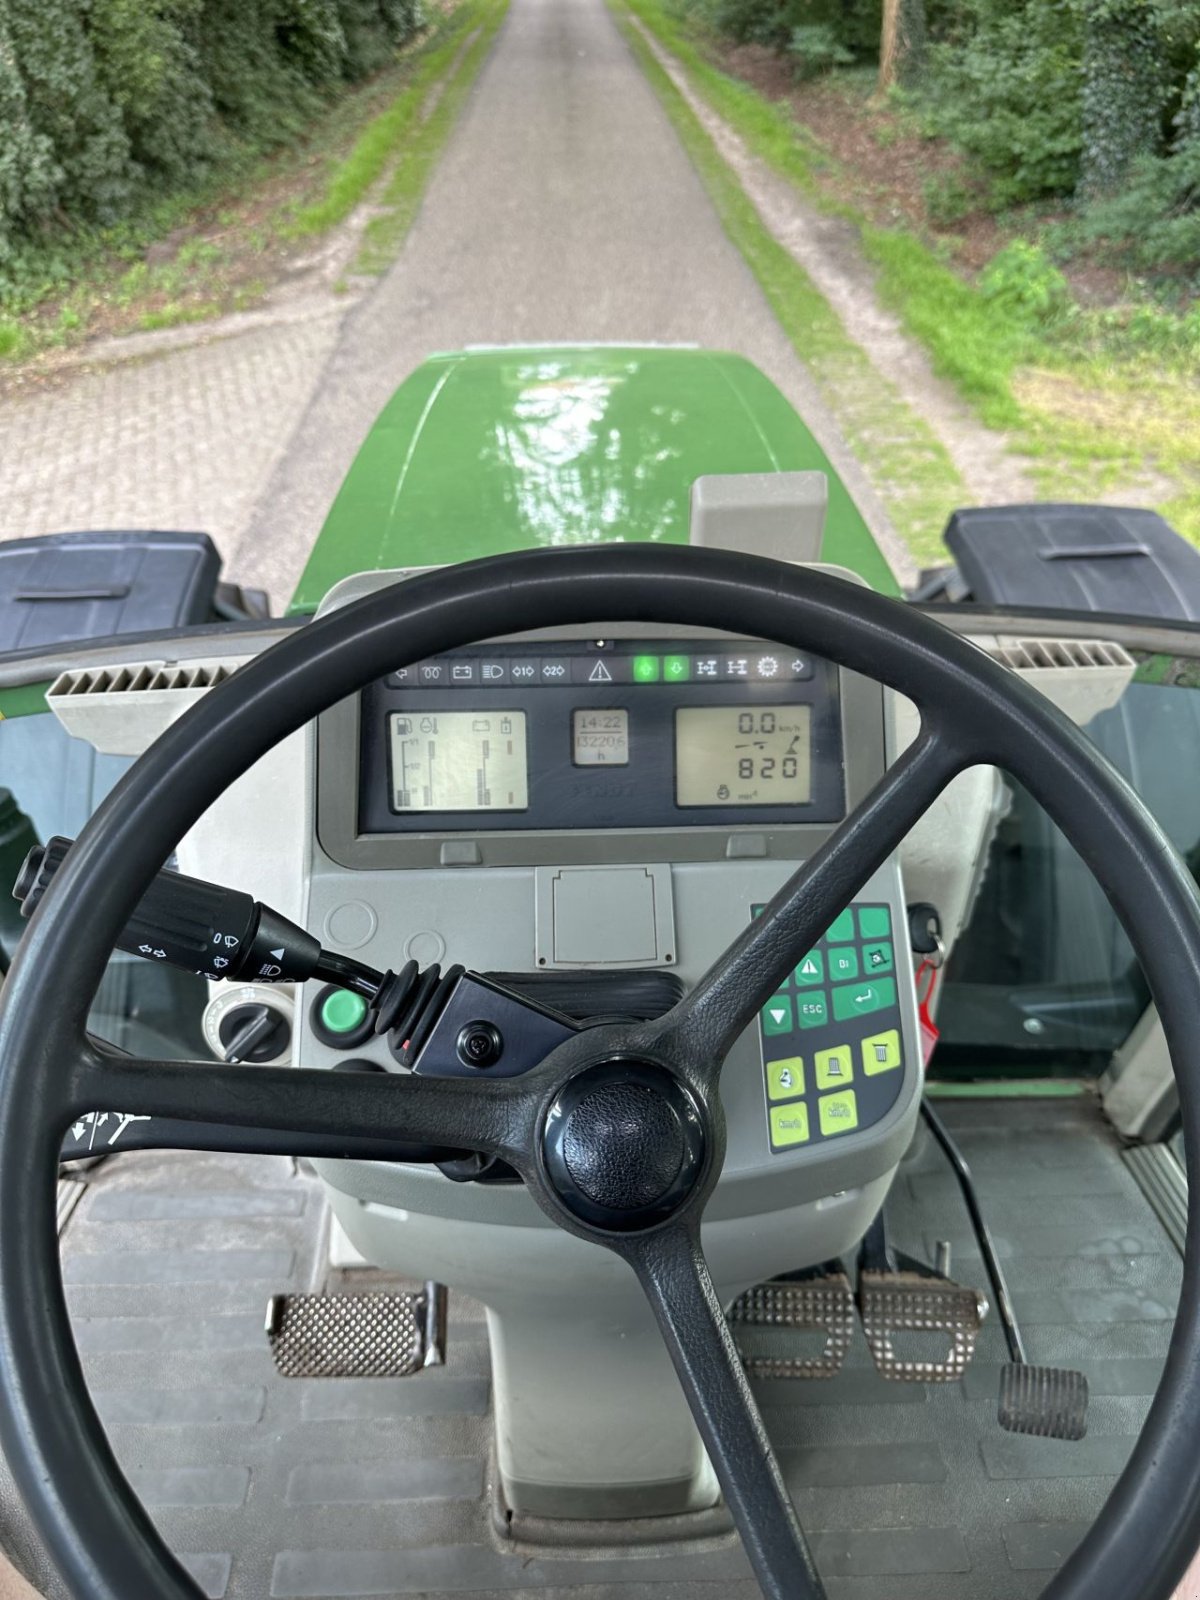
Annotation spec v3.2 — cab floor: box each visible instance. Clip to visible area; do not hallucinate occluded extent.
[10,1096,1182,1600]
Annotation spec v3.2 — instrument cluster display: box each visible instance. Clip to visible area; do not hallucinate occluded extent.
[675,706,812,807]
[389,711,528,812]
[359,640,845,834]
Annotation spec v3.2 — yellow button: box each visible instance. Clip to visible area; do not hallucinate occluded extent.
[770,1102,811,1148]
[766,1057,805,1101]
[819,1090,859,1137]
[861,1028,902,1076]
[814,1045,853,1090]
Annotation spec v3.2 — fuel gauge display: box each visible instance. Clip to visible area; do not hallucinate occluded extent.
[388,711,529,812]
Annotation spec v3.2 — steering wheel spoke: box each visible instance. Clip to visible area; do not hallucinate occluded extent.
[662,725,965,1074]
[74,1040,539,1170]
[624,1223,826,1600]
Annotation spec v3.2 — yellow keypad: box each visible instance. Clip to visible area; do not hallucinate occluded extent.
[814,1045,854,1091]
[767,1058,805,1101]
[818,1090,859,1137]
[770,1103,811,1148]
[861,1028,902,1076]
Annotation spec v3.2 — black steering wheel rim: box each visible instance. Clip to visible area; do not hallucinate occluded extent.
[1,543,1199,1600]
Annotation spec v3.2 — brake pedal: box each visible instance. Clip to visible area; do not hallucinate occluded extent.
[265,1281,447,1378]
[729,1270,856,1379]
[858,1268,986,1382]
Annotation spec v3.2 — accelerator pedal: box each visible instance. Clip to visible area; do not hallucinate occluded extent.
[729,1270,856,1379]
[998,1363,1089,1441]
[265,1282,447,1378]
[858,1268,987,1383]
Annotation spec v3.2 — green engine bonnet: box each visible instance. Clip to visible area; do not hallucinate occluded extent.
[289,345,896,612]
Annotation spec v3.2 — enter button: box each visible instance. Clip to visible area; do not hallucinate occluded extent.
[832,976,896,1022]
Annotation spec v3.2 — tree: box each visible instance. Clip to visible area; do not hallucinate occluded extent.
[1077,0,1167,198]
[878,0,926,93]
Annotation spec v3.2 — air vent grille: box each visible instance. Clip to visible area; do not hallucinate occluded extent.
[990,637,1134,672]
[50,661,234,698]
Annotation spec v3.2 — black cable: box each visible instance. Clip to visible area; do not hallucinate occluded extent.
[920,1098,1027,1364]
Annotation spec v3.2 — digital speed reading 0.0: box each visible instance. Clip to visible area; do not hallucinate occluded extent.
[389,711,529,812]
[674,706,812,807]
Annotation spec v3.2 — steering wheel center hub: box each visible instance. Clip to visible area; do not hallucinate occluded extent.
[542,1061,707,1233]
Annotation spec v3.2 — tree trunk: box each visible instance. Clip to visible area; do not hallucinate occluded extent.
[1077,0,1165,199]
[878,0,926,95]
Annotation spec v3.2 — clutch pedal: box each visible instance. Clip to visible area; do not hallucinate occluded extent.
[729,1269,856,1379]
[265,1282,447,1378]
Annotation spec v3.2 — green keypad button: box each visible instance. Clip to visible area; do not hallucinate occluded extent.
[770,1102,811,1148]
[766,1057,805,1100]
[814,1045,853,1090]
[663,655,689,682]
[796,992,829,1029]
[795,951,824,986]
[826,909,856,944]
[819,1090,860,1137]
[828,947,859,982]
[862,940,894,976]
[320,989,369,1034]
[831,976,897,1022]
[857,905,892,939]
[762,994,793,1035]
[632,655,660,682]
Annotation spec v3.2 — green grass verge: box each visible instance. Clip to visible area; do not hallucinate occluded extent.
[356,0,509,273]
[613,0,966,566]
[622,0,1200,549]
[286,0,503,240]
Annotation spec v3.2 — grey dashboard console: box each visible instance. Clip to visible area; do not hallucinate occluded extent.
[301,567,921,1215]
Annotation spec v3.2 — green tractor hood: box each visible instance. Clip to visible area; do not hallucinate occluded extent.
[290,345,896,612]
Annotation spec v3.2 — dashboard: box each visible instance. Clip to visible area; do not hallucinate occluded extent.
[303,597,921,1195]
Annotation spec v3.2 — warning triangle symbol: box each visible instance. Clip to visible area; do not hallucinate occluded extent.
[588,660,613,682]
[801,958,818,976]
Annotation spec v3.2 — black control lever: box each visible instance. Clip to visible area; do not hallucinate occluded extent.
[13,835,380,994]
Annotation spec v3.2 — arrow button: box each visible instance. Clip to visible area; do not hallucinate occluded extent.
[761,994,794,1036]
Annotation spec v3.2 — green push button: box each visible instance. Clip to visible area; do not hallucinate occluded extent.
[858,905,892,939]
[632,655,660,683]
[762,994,794,1035]
[320,989,369,1034]
[819,1089,860,1137]
[828,947,859,982]
[795,950,824,986]
[831,976,897,1022]
[766,1057,805,1100]
[862,940,894,976]
[796,992,829,1029]
[826,909,855,944]
[663,655,689,682]
[770,1102,811,1148]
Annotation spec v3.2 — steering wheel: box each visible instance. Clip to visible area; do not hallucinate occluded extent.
[2,545,1199,1600]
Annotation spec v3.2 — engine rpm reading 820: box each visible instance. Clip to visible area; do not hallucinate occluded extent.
[674,705,812,807]
[388,711,529,812]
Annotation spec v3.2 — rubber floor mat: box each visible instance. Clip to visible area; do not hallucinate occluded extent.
[1,1096,1180,1599]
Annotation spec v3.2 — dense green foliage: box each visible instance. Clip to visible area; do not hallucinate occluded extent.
[0,0,422,271]
[687,0,1200,276]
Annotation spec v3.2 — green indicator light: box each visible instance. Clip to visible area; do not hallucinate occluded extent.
[663,655,689,682]
[632,655,661,683]
[320,989,369,1034]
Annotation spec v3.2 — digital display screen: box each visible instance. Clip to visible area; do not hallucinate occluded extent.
[572,708,630,766]
[675,706,812,807]
[389,711,528,812]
